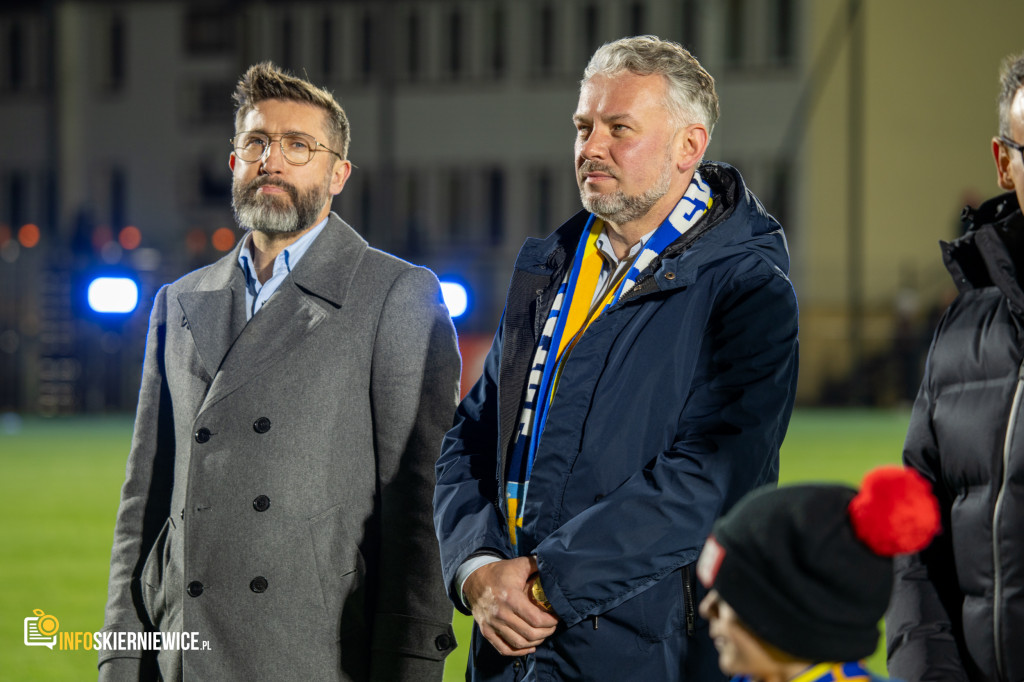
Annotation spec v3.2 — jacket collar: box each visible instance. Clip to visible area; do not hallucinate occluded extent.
[177,212,366,387]
[944,192,1024,312]
[512,161,784,292]
[512,210,589,275]
[960,191,1020,231]
[177,240,248,381]
[288,212,368,308]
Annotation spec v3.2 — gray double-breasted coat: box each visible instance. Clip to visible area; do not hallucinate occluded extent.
[100,214,460,680]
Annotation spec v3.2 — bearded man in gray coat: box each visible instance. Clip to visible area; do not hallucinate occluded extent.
[99,62,460,681]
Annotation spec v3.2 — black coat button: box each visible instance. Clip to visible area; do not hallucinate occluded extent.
[187,581,204,597]
[250,576,268,593]
[253,417,271,434]
[434,634,452,651]
[253,495,271,512]
[194,427,211,443]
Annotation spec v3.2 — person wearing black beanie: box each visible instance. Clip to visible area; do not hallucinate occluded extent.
[695,466,941,682]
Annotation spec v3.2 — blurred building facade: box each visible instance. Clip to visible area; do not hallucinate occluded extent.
[799,0,1024,405]
[4,0,1020,413]
[0,0,801,413]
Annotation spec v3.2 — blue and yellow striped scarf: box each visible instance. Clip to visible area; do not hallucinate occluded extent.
[504,171,713,552]
[733,661,880,682]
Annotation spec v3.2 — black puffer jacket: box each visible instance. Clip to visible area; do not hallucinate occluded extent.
[887,192,1024,682]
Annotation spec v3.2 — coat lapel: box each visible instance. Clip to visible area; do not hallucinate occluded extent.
[178,242,248,382]
[196,214,369,412]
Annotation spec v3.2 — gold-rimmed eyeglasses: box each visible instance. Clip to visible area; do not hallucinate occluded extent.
[231,131,342,165]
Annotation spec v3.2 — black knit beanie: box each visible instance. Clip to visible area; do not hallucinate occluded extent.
[696,466,940,662]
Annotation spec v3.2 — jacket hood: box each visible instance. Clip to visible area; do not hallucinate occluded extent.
[944,191,1024,313]
[671,161,790,273]
[513,161,790,288]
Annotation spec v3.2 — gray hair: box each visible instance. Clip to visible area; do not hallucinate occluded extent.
[999,52,1024,137]
[583,35,719,138]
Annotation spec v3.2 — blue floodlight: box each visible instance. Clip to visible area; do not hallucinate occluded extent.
[87,276,139,314]
[439,280,469,319]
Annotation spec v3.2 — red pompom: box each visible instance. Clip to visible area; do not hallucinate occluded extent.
[847,465,941,557]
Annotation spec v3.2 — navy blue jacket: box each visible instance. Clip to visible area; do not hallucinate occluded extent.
[434,162,799,680]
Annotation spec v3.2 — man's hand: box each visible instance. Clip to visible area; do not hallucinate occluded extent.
[463,556,560,656]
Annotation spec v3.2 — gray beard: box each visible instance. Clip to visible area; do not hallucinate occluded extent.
[578,161,673,226]
[231,175,330,235]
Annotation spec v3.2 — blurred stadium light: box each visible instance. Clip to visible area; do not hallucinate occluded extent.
[440,279,469,319]
[86,276,139,314]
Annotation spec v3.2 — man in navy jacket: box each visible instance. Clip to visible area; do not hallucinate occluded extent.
[434,36,799,681]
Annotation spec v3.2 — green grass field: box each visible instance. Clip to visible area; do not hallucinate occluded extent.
[0,409,908,680]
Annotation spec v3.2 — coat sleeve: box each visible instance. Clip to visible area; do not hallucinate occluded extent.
[369,266,461,681]
[535,262,799,627]
[886,324,971,682]
[99,286,175,679]
[433,318,516,614]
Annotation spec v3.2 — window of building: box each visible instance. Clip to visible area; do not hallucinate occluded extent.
[44,170,57,235]
[582,3,599,69]
[405,10,421,81]
[184,7,235,55]
[198,157,230,206]
[39,19,53,93]
[448,8,463,78]
[7,173,25,228]
[360,10,374,80]
[630,1,646,37]
[724,0,746,68]
[721,0,796,72]
[680,0,699,56]
[109,168,125,231]
[108,14,125,91]
[491,6,506,76]
[447,170,465,239]
[487,168,505,246]
[7,22,23,91]
[280,14,294,71]
[772,0,795,67]
[182,80,235,124]
[0,14,52,94]
[535,4,556,76]
[322,12,334,76]
[404,172,423,254]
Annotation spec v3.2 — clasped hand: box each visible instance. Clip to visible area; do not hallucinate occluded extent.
[463,556,560,656]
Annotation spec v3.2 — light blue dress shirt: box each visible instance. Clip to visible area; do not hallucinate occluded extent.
[236,218,328,320]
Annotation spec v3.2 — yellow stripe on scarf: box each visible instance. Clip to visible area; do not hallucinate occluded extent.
[549,219,627,398]
[790,663,872,682]
[554,220,604,361]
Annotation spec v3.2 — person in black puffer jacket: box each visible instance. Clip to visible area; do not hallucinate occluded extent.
[886,52,1024,682]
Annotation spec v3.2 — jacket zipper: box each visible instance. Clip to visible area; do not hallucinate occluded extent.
[620,274,657,304]
[993,359,1024,681]
[682,564,696,636]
